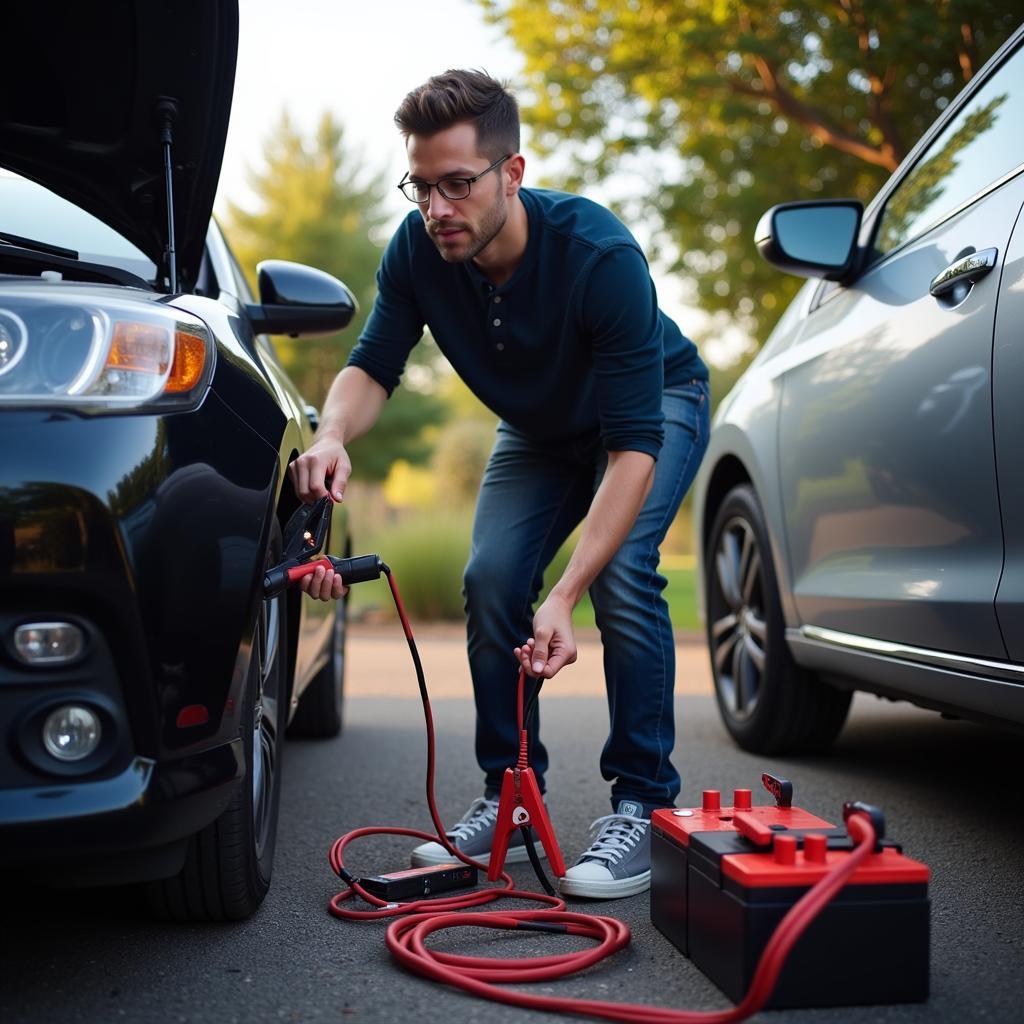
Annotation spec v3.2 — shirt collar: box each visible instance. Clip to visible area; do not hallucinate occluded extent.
[465,187,540,295]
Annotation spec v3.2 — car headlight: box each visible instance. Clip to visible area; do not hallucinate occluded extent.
[0,290,213,410]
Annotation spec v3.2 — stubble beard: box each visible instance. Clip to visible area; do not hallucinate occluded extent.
[428,190,508,264]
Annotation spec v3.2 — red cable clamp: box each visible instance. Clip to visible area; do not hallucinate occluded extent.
[487,761,566,880]
[487,669,567,880]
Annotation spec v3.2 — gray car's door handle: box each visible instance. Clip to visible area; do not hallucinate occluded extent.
[929,247,998,297]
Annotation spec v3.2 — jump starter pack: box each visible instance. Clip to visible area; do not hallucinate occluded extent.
[650,773,931,1009]
[359,862,478,902]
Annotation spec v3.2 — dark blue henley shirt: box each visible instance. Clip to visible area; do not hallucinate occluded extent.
[348,187,707,460]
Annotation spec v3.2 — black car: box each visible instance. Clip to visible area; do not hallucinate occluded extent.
[0,1,355,919]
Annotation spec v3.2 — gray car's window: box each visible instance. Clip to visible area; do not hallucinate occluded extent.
[875,42,1024,257]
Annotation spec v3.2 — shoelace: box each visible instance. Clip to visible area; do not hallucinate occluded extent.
[446,797,500,841]
[579,812,649,865]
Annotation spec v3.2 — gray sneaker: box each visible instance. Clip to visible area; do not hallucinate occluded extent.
[410,795,546,867]
[557,800,651,899]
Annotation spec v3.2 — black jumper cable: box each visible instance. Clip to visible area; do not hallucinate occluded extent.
[265,498,883,1023]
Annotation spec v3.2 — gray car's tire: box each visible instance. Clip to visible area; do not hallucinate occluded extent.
[148,524,287,920]
[705,483,851,754]
[286,593,346,739]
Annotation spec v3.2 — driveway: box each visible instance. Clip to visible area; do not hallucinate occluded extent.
[2,623,1022,1024]
[346,622,714,698]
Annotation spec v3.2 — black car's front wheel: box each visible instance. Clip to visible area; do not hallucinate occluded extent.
[705,483,851,754]
[149,524,287,920]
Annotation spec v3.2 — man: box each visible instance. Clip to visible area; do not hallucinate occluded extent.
[290,69,709,900]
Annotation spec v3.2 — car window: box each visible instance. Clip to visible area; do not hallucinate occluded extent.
[205,219,239,299]
[206,219,257,304]
[0,170,157,282]
[226,246,255,304]
[875,42,1024,257]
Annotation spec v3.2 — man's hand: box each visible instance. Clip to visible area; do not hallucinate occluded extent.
[297,561,348,602]
[289,437,352,602]
[514,594,578,679]
[289,436,352,504]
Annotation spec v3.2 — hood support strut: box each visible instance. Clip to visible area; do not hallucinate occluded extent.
[155,97,179,294]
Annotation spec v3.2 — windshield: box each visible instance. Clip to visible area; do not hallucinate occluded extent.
[0,170,157,283]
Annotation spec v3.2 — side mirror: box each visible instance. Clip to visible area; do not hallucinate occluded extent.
[754,200,863,281]
[246,260,357,337]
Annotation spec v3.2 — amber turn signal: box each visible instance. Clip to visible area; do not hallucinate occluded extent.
[165,330,208,393]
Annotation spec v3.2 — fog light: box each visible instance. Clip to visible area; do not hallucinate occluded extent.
[41,705,101,761]
[14,622,85,664]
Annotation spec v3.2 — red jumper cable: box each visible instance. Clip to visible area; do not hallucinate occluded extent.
[266,514,881,1021]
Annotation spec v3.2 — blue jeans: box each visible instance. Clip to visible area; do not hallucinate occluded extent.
[463,381,710,812]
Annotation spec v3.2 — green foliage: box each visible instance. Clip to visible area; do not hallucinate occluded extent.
[483,0,1020,346]
[222,111,446,480]
[350,508,474,620]
[431,419,497,505]
[350,506,700,628]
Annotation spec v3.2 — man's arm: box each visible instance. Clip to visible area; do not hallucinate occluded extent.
[290,365,387,504]
[287,366,387,602]
[515,449,655,678]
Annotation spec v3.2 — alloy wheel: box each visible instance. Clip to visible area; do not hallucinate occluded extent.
[709,516,768,722]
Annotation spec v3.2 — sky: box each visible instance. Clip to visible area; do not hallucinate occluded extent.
[217,0,745,365]
[218,0,528,222]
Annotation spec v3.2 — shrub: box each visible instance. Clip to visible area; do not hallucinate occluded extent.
[350,507,474,621]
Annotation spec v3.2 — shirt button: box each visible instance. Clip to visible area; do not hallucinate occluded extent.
[496,343,505,351]
[493,295,502,304]
[493,318,502,327]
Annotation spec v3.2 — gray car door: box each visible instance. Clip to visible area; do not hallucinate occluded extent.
[992,193,1024,660]
[775,41,1024,659]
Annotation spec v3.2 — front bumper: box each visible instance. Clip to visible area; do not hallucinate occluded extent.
[0,738,242,882]
[0,395,278,876]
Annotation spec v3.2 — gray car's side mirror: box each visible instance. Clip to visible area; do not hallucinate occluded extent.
[754,200,863,281]
[246,259,358,337]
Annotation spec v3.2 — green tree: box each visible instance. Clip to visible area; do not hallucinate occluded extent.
[483,0,1020,345]
[223,111,446,480]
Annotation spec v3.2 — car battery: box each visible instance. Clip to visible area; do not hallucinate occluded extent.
[651,775,930,1009]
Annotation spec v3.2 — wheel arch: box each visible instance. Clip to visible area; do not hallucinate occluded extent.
[273,448,304,712]
[701,455,753,555]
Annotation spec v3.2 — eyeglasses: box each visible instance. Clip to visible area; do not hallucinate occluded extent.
[398,154,512,204]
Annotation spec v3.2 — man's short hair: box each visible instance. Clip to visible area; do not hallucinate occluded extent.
[394,69,520,161]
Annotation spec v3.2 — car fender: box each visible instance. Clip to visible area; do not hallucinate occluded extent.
[695,361,801,632]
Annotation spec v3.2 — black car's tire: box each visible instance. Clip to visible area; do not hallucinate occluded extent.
[705,484,851,754]
[148,524,287,921]
[287,592,346,739]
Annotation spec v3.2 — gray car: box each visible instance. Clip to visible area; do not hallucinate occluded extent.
[694,22,1024,753]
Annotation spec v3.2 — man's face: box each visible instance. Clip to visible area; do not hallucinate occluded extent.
[406,122,509,264]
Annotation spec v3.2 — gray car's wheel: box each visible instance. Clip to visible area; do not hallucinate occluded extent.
[149,524,287,920]
[287,592,346,739]
[705,484,851,754]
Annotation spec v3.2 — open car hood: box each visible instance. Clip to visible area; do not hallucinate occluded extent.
[0,1,238,292]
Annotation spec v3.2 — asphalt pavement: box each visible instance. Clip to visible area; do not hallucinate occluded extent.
[2,628,1022,1024]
